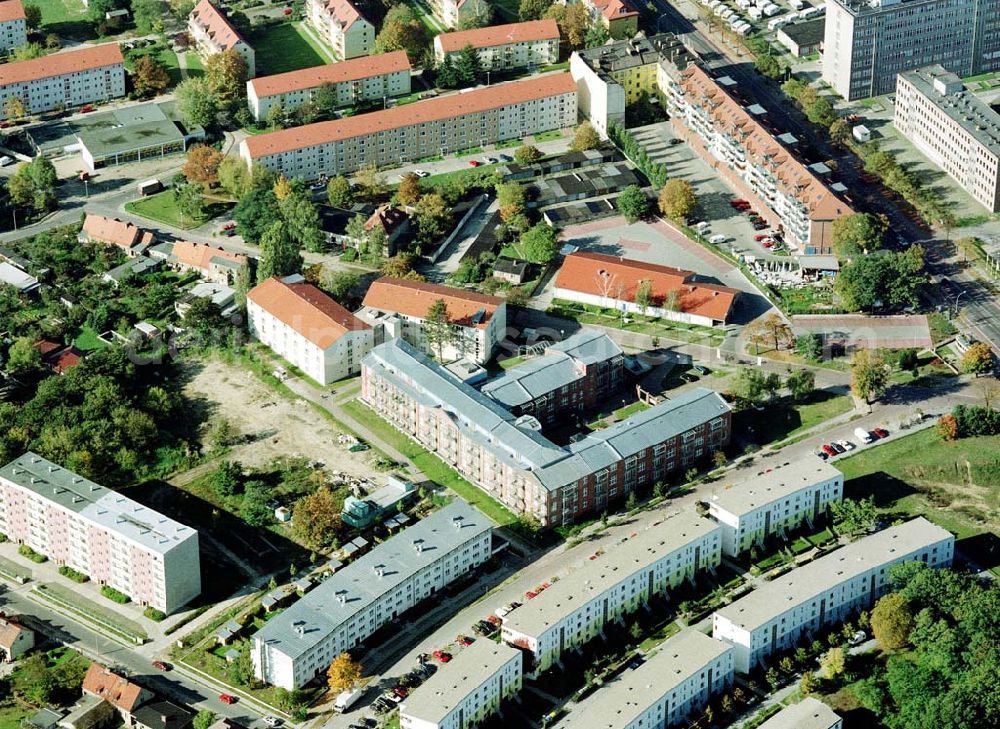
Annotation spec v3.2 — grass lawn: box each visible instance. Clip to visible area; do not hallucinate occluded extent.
[342,400,516,526]
[548,299,726,347]
[250,22,334,75]
[735,391,854,447]
[73,326,108,352]
[185,52,204,79]
[0,703,31,729]
[534,129,565,142]
[493,0,519,20]
[498,355,526,369]
[125,190,230,230]
[773,285,842,315]
[420,164,501,191]
[403,0,446,32]
[614,400,649,420]
[32,0,88,27]
[157,48,182,86]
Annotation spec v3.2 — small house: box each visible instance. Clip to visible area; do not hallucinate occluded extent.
[0,616,34,662]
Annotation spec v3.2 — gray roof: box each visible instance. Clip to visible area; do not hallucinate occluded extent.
[503,512,719,638]
[133,701,193,729]
[399,639,520,724]
[103,257,161,282]
[708,458,842,518]
[757,698,841,729]
[576,33,694,78]
[558,630,732,728]
[778,18,825,47]
[0,453,198,555]
[74,103,192,159]
[715,518,954,631]
[829,0,942,17]
[251,500,493,660]
[365,340,729,492]
[0,261,40,293]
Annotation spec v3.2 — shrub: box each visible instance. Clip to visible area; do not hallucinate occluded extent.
[101,586,131,604]
[19,544,47,563]
[144,607,167,621]
[58,565,89,583]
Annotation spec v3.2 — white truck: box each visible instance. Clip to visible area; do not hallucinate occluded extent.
[333,689,363,713]
[854,427,874,444]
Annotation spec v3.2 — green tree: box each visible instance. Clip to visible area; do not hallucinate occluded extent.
[174,182,205,221]
[436,54,459,89]
[871,592,914,651]
[218,156,252,198]
[413,193,451,250]
[821,647,846,680]
[229,643,255,686]
[731,368,768,405]
[22,2,41,29]
[5,337,44,378]
[279,188,326,253]
[455,44,482,87]
[182,296,225,339]
[373,5,428,62]
[795,333,823,361]
[192,711,216,729]
[785,369,815,401]
[175,77,218,128]
[496,181,526,223]
[240,479,272,526]
[657,179,697,221]
[851,349,890,405]
[322,269,360,305]
[832,212,887,259]
[11,42,44,61]
[756,53,781,79]
[266,101,285,130]
[234,188,282,245]
[256,221,303,282]
[131,0,163,33]
[634,278,654,311]
[519,0,552,19]
[424,298,451,361]
[132,55,171,97]
[206,48,249,103]
[805,97,836,127]
[545,2,590,50]
[8,156,58,213]
[830,117,852,146]
[518,222,558,263]
[514,144,543,165]
[831,497,879,536]
[209,460,243,497]
[617,184,649,223]
[310,83,339,118]
[326,176,354,208]
[570,120,600,151]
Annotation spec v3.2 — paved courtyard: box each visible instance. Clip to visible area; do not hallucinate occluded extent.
[791,314,933,350]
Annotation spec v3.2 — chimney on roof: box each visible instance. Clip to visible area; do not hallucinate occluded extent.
[452,515,464,529]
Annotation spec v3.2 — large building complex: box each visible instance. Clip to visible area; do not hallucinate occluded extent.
[247,274,374,385]
[663,64,853,254]
[554,252,739,327]
[713,518,955,672]
[0,43,125,119]
[358,278,506,366]
[304,0,374,60]
[757,698,843,729]
[0,0,27,53]
[239,73,578,179]
[399,639,522,729]
[558,630,734,729]
[188,0,255,76]
[571,33,694,136]
[362,339,732,526]
[895,66,1000,212]
[481,330,624,426]
[247,51,411,120]
[501,512,722,673]
[0,453,201,614]
[823,0,1000,101]
[251,500,493,689]
[707,459,844,556]
[433,20,560,72]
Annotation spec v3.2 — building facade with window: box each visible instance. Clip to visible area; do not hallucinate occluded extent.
[0,453,201,614]
[251,501,493,689]
[707,459,844,557]
[0,43,125,119]
[583,0,639,39]
[0,1,27,53]
[304,0,373,60]
[433,20,560,71]
[188,0,255,76]
[501,512,722,674]
[713,518,955,673]
[247,51,411,120]
[399,640,522,729]
[239,73,578,180]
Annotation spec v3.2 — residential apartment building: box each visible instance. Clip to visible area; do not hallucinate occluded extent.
[239,73,578,180]
[188,0,255,77]
[502,512,722,673]
[662,64,854,254]
[895,65,1000,212]
[433,20,560,72]
[0,0,27,53]
[713,518,955,672]
[823,0,1000,101]
[358,277,507,365]
[362,339,732,526]
[247,274,374,386]
[247,50,411,120]
[251,500,493,689]
[150,241,247,285]
[304,0,373,60]
[554,251,739,327]
[558,630,734,729]
[757,698,843,729]
[0,43,125,119]
[481,329,624,426]
[582,0,639,39]
[0,453,201,614]
[571,33,694,136]
[433,0,490,30]
[79,214,155,257]
[399,640,522,729]
[707,459,844,557]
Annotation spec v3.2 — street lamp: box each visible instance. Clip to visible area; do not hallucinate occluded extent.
[952,290,967,319]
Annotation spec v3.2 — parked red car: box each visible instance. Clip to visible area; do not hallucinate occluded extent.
[283,6,292,13]
[873,427,889,439]
[457,635,474,646]
[754,233,769,241]
[468,160,480,167]
[218,694,237,705]
[152,661,170,671]
[432,651,452,662]
[392,687,408,699]
[80,104,95,113]
[821,444,838,457]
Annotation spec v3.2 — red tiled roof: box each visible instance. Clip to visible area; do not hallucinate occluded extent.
[365,204,408,235]
[313,0,365,29]
[590,0,639,20]
[173,241,247,272]
[48,347,83,374]
[437,19,560,53]
[362,277,502,329]
[249,51,409,99]
[248,276,370,349]
[0,617,28,650]
[243,72,576,159]
[555,252,738,322]
[82,214,154,251]
[0,43,123,87]
[82,664,148,712]
[0,1,26,23]
[190,0,248,51]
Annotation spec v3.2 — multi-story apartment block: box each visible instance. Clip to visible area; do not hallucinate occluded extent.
[895,66,1000,212]
[713,518,954,673]
[823,0,1000,101]
[554,252,739,327]
[188,0,255,77]
[433,20,560,72]
[0,1,27,53]
[79,214,155,258]
[247,274,374,385]
[0,453,201,614]
[363,339,732,526]
[247,51,411,121]
[707,459,844,557]
[433,0,490,29]
[559,630,734,729]
[502,512,722,673]
[662,64,853,254]
[571,33,694,136]
[481,329,624,426]
[358,277,507,365]
[0,43,125,119]
[399,640,522,729]
[581,0,639,39]
[304,0,373,60]
[239,73,578,180]
[252,500,493,689]
[757,698,843,729]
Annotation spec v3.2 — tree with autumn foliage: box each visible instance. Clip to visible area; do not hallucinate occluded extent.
[326,653,362,693]
[397,172,422,207]
[131,55,171,97]
[206,48,249,103]
[291,487,343,549]
[182,144,224,189]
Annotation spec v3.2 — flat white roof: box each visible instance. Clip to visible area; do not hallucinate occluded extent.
[708,458,842,518]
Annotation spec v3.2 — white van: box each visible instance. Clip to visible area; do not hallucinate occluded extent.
[854,427,874,444]
[750,7,764,19]
[763,3,781,15]
[695,221,710,233]
[800,6,819,17]
[767,15,784,28]
[708,234,728,244]
[789,0,803,8]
